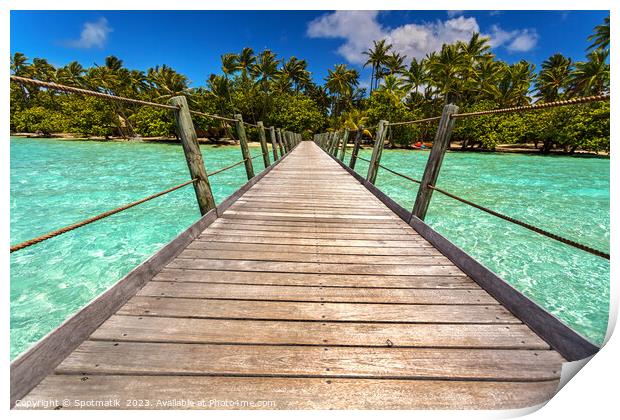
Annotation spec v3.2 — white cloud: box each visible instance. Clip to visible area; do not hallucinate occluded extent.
[488,25,538,52]
[306,11,539,65]
[447,11,464,18]
[65,17,112,49]
[506,30,539,52]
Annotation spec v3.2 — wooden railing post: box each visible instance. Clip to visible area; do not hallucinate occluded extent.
[331,132,341,155]
[338,128,350,161]
[411,104,459,220]
[169,96,216,215]
[257,121,271,167]
[283,130,289,153]
[349,125,363,170]
[276,128,285,156]
[234,113,255,180]
[269,126,279,161]
[366,120,389,184]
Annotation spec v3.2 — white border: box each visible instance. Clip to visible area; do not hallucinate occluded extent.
[2,1,616,419]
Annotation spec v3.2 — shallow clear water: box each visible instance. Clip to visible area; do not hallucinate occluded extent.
[10,138,609,359]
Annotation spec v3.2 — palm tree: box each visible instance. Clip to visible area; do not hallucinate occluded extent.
[57,61,85,87]
[10,52,30,76]
[236,47,256,83]
[251,49,280,120]
[280,57,311,92]
[251,49,280,91]
[383,52,407,76]
[220,53,238,111]
[401,58,428,100]
[363,40,393,92]
[340,108,369,131]
[325,64,359,118]
[426,44,468,104]
[147,64,189,100]
[569,49,610,95]
[535,53,573,102]
[485,60,535,107]
[588,16,609,52]
[30,58,56,81]
[458,32,491,62]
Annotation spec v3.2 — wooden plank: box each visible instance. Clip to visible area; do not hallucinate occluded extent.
[119,296,517,323]
[193,235,438,248]
[201,228,418,241]
[137,282,497,304]
[154,269,475,288]
[186,241,445,256]
[91,315,551,348]
[19,375,560,410]
[177,249,451,264]
[167,258,464,275]
[56,341,563,381]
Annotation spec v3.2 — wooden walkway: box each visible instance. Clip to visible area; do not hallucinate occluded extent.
[19,141,563,409]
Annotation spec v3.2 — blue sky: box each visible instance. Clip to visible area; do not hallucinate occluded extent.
[11,10,609,89]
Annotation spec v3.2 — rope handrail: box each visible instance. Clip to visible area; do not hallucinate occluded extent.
[206,154,264,177]
[10,178,198,253]
[339,149,608,259]
[344,151,423,184]
[388,116,442,127]
[451,94,610,119]
[427,185,610,260]
[10,75,179,110]
[189,109,237,123]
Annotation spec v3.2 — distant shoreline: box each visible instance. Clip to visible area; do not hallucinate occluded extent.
[9,133,609,157]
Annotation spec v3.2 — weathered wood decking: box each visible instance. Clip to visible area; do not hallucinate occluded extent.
[18,141,564,409]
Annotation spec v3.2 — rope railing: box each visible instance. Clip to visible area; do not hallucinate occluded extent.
[338,149,607,259]
[10,74,302,255]
[344,150,423,184]
[206,154,264,177]
[10,178,198,253]
[189,109,238,123]
[387,116,442,127]
[427,185,610,260]
[10,75,179,110]
[451,94,610,119]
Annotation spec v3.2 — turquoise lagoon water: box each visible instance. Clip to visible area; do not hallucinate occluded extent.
[10,137,609,359]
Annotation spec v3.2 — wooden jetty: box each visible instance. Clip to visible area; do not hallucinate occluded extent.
[13,141,570,410]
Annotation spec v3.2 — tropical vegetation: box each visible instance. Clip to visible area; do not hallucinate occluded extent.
[10,16,609,153]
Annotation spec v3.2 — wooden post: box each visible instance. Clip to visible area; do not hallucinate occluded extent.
[234,113,255,180]
[349,125,363,170]
[269,126,279,161]
[411,104,459,220]
[276,128,284,156]
[366,120,389,184]
[282,131,288,152]
[169,96,216,215]
[338,128,350,161]
[257,121,271,168]
[332,132,341,155]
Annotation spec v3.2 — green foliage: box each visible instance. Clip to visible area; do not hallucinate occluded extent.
[128,107,175,137]
[63,96,115,137]
[12,106,68,135]
[267,94,327,133]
